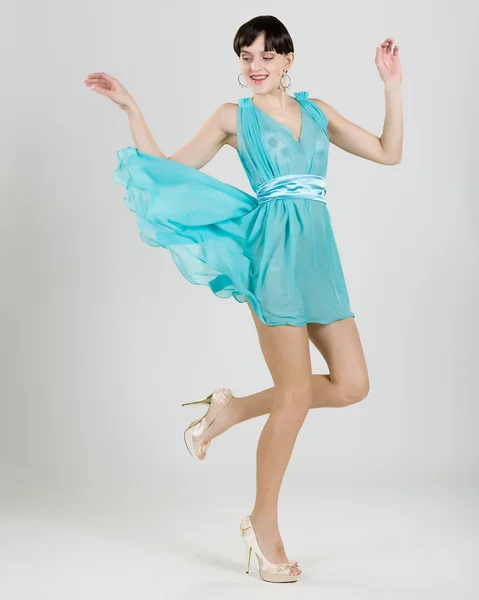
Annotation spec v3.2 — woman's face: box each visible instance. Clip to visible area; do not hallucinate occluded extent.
[239,32,293,94]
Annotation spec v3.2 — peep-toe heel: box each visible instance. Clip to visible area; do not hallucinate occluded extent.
[239,515,301,583]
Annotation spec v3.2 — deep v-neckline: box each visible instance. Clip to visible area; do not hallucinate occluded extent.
[251,93,304,144]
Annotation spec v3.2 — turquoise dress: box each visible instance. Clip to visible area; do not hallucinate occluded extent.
[113,90,355,326]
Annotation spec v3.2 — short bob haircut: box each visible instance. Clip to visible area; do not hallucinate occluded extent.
[233,15,294,57]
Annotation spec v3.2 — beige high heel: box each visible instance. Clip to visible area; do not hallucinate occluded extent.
[239,515,301,583]
[182,388,234,459]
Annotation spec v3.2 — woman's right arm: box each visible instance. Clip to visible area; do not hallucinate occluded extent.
[165,102,237,169]
[124,103,166,158]
[85,72,236,169]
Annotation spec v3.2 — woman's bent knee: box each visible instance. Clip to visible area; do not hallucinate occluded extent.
[339,379,370,407]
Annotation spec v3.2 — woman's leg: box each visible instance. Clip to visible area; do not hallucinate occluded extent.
[203,314,370,443]
[245,305,313,576]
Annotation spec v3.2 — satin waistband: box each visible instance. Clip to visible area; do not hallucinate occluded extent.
[256,173,327,205]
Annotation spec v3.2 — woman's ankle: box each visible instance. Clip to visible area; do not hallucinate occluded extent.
[250,508,279,530]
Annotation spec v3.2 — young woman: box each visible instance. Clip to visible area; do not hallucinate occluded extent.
[85,15,403,584]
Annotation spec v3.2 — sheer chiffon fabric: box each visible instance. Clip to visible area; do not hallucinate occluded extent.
[113,91,354,326]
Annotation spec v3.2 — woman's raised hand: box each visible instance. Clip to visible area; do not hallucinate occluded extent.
[375,38,402,86]
[84,72,136,110]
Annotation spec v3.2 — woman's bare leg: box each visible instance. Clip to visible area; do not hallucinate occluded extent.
[202,313,370,444]
[245,305,313,576]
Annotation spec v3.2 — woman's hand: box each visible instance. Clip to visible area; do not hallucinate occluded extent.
[84,72,136,110]
[375,38,402,86]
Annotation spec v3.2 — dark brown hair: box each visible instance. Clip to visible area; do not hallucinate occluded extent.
[233,15,294,57]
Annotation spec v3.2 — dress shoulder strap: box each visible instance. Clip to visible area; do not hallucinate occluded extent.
[238,97,252,108]
[295,91,328,137]
[293,90,310,102]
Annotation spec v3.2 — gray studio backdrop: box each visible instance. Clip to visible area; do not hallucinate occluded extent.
[1,0,478,520]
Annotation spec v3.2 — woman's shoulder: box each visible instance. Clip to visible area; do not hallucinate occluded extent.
[212,102,239,137]
[307,96,333,123]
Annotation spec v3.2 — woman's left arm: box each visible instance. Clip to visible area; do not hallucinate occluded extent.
[312,37,403,166]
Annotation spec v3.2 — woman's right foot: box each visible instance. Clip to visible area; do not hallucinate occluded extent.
[248,512,302,577]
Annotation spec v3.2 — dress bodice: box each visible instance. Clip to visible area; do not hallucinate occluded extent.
[236,91,330,193]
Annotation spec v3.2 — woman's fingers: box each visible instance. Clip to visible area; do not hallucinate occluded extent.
[85,77,115,92]
[85,73,116,87]
[378,38,396,55]
[91,85,111,95]
[86,72,114,80]
[85,75,109,82]
[85,80,111,88]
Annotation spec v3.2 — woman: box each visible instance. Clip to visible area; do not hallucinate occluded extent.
[85,15,403,584]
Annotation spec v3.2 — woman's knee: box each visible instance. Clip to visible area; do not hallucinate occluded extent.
[338,377,370,406]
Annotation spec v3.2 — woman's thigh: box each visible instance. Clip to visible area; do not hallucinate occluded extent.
[307,317,370,394]
[246,302,312,394]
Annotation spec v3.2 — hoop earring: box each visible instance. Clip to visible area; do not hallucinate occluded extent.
[237,73,248,88]
[280,71,291,91]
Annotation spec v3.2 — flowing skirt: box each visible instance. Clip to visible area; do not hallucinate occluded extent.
[113,146,355,326]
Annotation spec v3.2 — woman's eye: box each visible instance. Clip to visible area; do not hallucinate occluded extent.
[241,56,273,61]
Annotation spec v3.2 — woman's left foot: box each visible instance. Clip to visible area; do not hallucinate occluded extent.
[182,388,234,459]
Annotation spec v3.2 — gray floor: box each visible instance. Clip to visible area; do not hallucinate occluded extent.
[2,478,477,599]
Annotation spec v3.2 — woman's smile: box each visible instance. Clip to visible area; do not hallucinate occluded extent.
[250,74,270,84]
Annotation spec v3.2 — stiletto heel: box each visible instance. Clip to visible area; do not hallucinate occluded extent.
[182,388,234,459]
[239,515,301,583]
[181,396,212,407]
[245,539,252,573]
